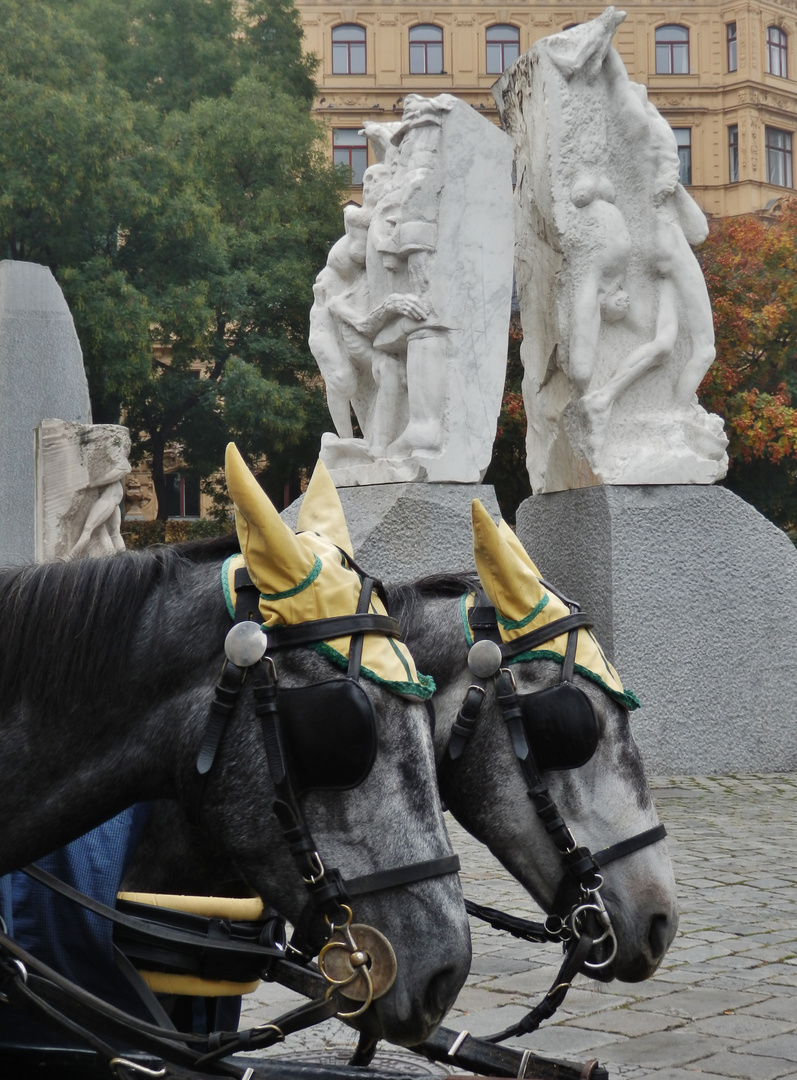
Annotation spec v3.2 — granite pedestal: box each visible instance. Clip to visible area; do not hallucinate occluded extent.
[516,484,797,774]
[283,482,499,582]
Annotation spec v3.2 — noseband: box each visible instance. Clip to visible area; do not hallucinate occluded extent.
[445,586,665,979]
[192,561,459,1016]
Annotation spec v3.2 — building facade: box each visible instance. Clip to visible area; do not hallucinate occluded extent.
[297,0,797,217]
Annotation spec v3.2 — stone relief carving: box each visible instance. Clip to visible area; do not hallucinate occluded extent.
[310,93,514,485]
[494,8,728,491]
[36,420,131,561]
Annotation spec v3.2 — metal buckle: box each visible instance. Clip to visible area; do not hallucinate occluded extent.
[109,1059,167,1078]
[302,851,325,885]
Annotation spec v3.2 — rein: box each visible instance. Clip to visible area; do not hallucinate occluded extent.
[442,588,666,1043]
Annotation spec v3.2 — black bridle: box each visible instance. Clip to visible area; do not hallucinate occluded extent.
[439,586,666,1043]
[193,562,459,989]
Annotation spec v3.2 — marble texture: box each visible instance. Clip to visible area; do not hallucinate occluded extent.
[494,9,728,492]
[0,261,91,565]
[36,420,130,561]
[310,94,514,486]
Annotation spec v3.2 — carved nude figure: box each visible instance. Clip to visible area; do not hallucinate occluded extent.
[567,173,632,393]
[580,53,715,453]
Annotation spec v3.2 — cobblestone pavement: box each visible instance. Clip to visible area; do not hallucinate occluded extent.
[243,774,797,1079]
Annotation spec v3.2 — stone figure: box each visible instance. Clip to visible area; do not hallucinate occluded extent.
[310,94,514,486]
[494,9,728,490]
[36,420,131,561]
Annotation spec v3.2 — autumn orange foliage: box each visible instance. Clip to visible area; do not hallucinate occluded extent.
[698,202,797,468]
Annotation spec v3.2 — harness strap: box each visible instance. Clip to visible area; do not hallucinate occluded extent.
[499,612,594,659]
[592,824,667,867]
[344,854,461,898]
[264,613,401,650]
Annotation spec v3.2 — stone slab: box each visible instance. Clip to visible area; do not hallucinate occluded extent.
[283,483,499,582]
[516,484,797,774]
[0,261,90,566]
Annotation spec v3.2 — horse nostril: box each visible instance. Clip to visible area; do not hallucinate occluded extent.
[425,966,460,1019]
[648,912,673,961]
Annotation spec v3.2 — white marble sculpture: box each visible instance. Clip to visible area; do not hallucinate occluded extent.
[36,419,131,561]
[310,94,515,485]
[494,9,728,491]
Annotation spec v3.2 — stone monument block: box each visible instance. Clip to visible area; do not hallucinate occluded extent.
[284,483,500,581]
[516,485,797,774]
[311,95,514,486]
[494,10,728,492]
[0,261,91,566]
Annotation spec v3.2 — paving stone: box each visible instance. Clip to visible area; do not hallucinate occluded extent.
[689,1050,797,1079]
[692,1014,796,1039]
[745,1035,797,1062]
[596,1031,739,1067]
[630,986,771,1019]
[564,1009,688,1037]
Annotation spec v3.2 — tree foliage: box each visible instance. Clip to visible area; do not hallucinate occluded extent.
[0,0,343,515]
[697,203,797,529]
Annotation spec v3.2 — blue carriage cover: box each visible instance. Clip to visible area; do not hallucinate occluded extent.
[0,805,151,1046]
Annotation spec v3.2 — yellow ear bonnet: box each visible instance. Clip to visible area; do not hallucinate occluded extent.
[470,500,638,709]
[223,445,432,699]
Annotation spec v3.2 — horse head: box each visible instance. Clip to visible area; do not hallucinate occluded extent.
[393,501,678,984]
[196,447,470,1043]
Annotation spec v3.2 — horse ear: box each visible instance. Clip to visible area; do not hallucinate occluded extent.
[472,499,547,622]
[296,460,354,557]
[497,519,544,578]
[225,444,315,593]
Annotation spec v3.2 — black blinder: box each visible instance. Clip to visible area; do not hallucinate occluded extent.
[520,683,599,771]
[277,678,377,795]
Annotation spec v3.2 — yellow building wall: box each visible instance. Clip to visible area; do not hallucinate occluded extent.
[298,0,797,216]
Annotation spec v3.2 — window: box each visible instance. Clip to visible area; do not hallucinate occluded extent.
[409,25,444,74]
[331,24,366,75]
[165,474,200,519]
[333,130,368,185]
[672,128,692,185]
[486,25,520,74]
[766,126,793,186]
[727,23,737,71]
[728,124,739,182]
[655,25,690,74]
[767,26,788,78]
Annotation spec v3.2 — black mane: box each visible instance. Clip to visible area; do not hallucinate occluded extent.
[0,534,240,715]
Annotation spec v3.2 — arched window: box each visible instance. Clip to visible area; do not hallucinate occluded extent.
[655,25,689,74]
[332,24,366,75]
[409,25,444,75]
[486,25,520,74]
[767,26,788,78]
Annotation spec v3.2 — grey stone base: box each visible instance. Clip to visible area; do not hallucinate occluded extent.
[516,485,797,775]
[283,482,498,583]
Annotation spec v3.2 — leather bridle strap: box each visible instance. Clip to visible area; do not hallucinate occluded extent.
[263,613,401,651]
[499,612,594,660]
[593,824,667,868]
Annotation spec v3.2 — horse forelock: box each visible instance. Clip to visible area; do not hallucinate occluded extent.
[0,538,237,717]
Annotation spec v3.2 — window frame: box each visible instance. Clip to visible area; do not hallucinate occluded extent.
[727,22,737,72]
[655,24,690,75]
[409,24,444,75]
[331,24,367,75]
[765,125,793,187]
[766,26,788,78]
[165,473,200,519]
[672,127,692,185]
[333,129,368,186]
[485,24,520,74]
[728,124,739,183]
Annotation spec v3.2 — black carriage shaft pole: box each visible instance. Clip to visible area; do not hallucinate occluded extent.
[268,964,609,1080]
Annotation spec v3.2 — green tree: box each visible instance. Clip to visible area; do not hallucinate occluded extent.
[0,0,343,516]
